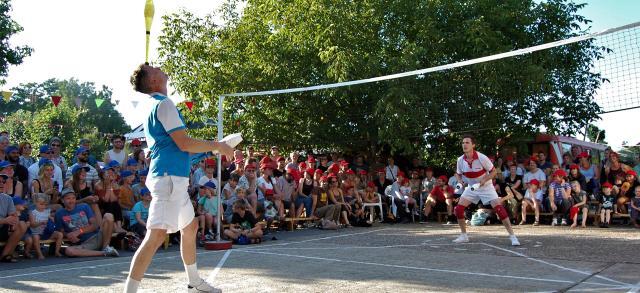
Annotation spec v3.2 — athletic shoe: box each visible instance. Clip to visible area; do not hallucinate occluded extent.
[188,279,221,293]
[452,234,469,243]
[551,218,558,226]
[205,234,215,241]
[509,235,520,246]
[561,219,568,226]
[446,221,454,225]
[405,208,410,213]
[102,246,119,257]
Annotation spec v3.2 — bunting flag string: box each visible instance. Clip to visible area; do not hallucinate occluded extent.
[185,100,194,111]
[131,100,139,108]
[2,91,12,103]
[115,99,120,106]
[95,98,105,108]
[51,95,62,107]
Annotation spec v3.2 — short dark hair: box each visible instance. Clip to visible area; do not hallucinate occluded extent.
[130,64,152,94]
[462,134,476,144]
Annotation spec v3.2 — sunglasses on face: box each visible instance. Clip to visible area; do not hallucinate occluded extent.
[46,151,54,154]
[51,144,60,147]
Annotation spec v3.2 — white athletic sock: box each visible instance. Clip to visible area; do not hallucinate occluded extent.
[124,277,140,293]
[185,262,200,285]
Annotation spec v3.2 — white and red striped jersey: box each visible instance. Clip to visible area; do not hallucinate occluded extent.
[456,151,494,185]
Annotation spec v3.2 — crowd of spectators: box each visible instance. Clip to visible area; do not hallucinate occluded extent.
[0,130,639,264]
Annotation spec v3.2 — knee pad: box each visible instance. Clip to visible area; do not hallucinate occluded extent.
[494,204,508,221]
[454,205,465,219]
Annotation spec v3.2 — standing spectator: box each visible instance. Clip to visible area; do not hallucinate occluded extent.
[18,142,36,168]
[49,137,68,178]
[66,147,100,186]
[385,157,399,182]
[373,168,392,196]
[130,188,151,237]
[28,145,63,193]
[0,161,22,198]
[5,146,29,197]
[523,156,547,191]
[0,136,9,161]
[599,182,615,228]
[569,180,589,229]
[55,188,119,257]
[0,175,28,263]
[548,169,572,226]
[104,135,127,166]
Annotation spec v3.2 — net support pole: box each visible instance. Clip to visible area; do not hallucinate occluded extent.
[216,95,224,241]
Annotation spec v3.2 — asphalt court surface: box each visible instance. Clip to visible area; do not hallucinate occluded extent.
[1,223,639,292]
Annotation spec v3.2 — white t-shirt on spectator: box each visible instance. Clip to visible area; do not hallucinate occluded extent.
[525,189,543,201]
[385,165,399,181]
[256,176,276,200]
[198,175,219,194]
[107,149,126,166]
[523,169,546,186]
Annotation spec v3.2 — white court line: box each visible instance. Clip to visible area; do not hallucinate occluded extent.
[206,250,232,283]
[238,250,576,285]
[568,286,632,292]
[480,243,632,287]
[626,280,640,293]
[0,249,227,279]
[239,228,388,250]
[248,244,425,251]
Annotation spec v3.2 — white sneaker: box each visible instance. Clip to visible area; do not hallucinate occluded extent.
[551,218,558,226]
[561,219,568,226]
[188,279,222,293]
[452,234,469,243]
[102,245,119,257]
[510,235,520,246]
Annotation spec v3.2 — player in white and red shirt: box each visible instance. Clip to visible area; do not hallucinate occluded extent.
[452,135,520,246]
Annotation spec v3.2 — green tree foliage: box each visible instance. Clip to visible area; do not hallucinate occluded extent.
[586,123,607,144]
[0,79,128,158]
[158,0,604,164]
[0,0,31,86]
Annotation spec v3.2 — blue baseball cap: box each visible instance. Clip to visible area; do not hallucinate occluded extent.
[12,196,26,206]
[140,187,151,196]
[75,147,89,156]
[120,170,134,178]
[108,160,120,168]
[39,145,52,155]
[203,181,216,189]
[0,161,14,169]
[71,165,90,175]
[137,169,149,176]
[126,158,138,166]
[38,158,53,167]
[5,145,19,154]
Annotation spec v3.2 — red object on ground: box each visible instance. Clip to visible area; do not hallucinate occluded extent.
[204,240,232,250]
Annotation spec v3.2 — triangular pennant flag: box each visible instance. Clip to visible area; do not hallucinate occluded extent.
[2,91,12,102]
[74,97,82,108]
[115,99,120,105]
[185,101,194,111]
[131,100,139,108]
[95,98,105,108]
[51,95,62,107]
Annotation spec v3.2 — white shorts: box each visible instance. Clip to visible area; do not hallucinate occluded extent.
[460,183,499,205]
[146,175,195,234]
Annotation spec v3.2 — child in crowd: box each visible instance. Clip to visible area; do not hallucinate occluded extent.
[521,179,543,226]
[224,200,263,244]
[28,194,63,259]
[225,187,252,223]
[400,178,415,214]
[600,182,615,228]
[11,196,34,259]
[198,182,219,240]
[629,186,640,229]
[263,200,278,233]
[130,188,151,237]
[569,181,589,229]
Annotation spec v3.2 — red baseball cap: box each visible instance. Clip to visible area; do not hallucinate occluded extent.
[205,158,216,167]
[569,164,579,170]
[276,156,285,162]
[529,179,540,186]
[339,160,349,166]
[320,175,328,182]
[305,168,315,175]
[315,169,323,175]
[299,162,308,169]
[553,169,567,178]
[367,181,376,188]
[359,170,368,175]
[577,152,590,159]
[345,169,355,175]
[438,175,448,182]
[626,170,637,177]
[131,138,142,146]
[245,162,257,170]
[505,156,514,161]
[397,171,405,178]
[307,156,316,163]
[601,181,613,189]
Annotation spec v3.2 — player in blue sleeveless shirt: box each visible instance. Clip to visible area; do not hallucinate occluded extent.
[124,64,234,293]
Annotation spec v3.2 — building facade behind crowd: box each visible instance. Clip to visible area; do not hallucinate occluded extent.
[1,130,640,262]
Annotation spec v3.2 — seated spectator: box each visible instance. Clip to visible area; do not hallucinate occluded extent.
[568,164,587,193]
[198,158,219,190]
[65,165,102,225]
[520,179,543,226]
[132,169,148,202]
[31,159,61,209]
[296,168,315,218]
[599,182,615,228]
[0,135,8,161]
[630,186,640,228]
[276,169,296,219]
[523,157,547,191]
[130,188,151,237]
[223,200,263,244]
[388,171,412,223]
[67,147,99,186]
[74,139,99,169]
[561,153,574,170]
[0,161,22,198]
[28,193,63,258]
[577,152,599,195]
[569,181,589,229]
[5,146,28,198]
[0,177,28,263]
[28,145,63,193]
[400,178,416,214]
[423,176,455,223]
[618,170,639,214]
[95,164,126,233]
[257,157,277,212]
[197,182,219,240]
[548,169,572,226]
[55,188,119,257]
[18,142,36,169]
[222,174,240,221]
[362,181,382,219]
[328,174,351,226]
[119,170,136,221]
